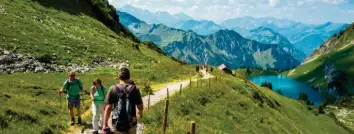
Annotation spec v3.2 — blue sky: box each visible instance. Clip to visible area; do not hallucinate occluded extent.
[108,0,354,24]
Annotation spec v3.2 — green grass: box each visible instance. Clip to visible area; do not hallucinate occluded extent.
[0,0,175,65]
[0,64,195,133]
[0,0,352,133]
[140,73,350,134]
[283,23,354,133]
[0,0,195,133]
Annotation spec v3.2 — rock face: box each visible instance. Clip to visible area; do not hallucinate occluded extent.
[325,105,354,131]
[0,50,130,74]
[162,30,300,69]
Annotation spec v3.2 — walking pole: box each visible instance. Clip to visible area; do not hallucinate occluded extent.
[60,93,62,109]
[59,92,62,118]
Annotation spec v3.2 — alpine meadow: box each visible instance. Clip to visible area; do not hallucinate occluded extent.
[0,0,354,134]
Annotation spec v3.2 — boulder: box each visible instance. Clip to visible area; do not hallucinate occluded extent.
[34,66,46,73]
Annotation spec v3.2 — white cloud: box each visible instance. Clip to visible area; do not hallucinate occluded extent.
[269,0,280,6]
[172,0,184,2]
[297,1,304,6]
[322,0,345,4]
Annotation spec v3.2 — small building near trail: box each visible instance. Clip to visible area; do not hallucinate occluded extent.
[218,64,233,75]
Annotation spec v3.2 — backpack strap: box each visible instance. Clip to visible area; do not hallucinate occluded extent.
[66,79,82,90]
[65,79,70,91]
[76,79,83,91]
[115,84,134,99]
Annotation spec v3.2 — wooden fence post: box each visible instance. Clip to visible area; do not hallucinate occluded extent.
[209,78,211,88]
[163,99,169,134]
[148,94,151,109]
[190,77,192,90]
[167,88,169,100]
[190,121,196,134]
[197,79,199,88]
[180,84,182,95]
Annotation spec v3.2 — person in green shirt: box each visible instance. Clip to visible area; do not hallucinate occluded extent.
[58,71,83,126]
[90,78,108,134]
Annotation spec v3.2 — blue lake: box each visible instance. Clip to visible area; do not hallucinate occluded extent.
[249,75,324,106]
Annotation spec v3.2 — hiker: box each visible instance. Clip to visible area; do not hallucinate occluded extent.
[90,78,108,134]
[102,67,143,134]
[58,71,84,126]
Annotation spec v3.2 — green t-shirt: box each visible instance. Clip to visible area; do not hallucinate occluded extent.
[62,79,83,100]
[91,86,108,104]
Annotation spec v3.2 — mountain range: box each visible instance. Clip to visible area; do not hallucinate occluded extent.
[163,29,300,69]
[230,27,305,62]
[119,5,348,57]
[221,17,349,55]
[118,11,299,69]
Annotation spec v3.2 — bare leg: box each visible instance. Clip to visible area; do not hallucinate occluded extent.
[69,107,74,118]
[77,106,81,118]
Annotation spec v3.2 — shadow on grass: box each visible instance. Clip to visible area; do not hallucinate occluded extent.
[32,0,92,16]
[32,0,139,42]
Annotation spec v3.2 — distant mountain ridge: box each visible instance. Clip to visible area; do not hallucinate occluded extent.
[118,11,300,69]
[119,5,193,27]
[221,16,297,30]
[234,27,306,62]
[164,29,300,69]
[172,20,224,35]
[221,17,349,56]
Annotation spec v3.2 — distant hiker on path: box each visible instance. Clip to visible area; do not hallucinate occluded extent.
[58,71,84,126]
[90,78,108,134]
[102,68,144,134]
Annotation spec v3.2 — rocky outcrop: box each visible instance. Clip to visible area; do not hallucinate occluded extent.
[0,50,130,74]
[0,5,5,13]
[325,105,354,131]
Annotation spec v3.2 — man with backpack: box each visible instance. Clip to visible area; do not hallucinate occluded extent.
[102,68,143,134]
[58,71,84,126]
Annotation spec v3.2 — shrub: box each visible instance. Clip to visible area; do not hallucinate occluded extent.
[36,54,56,64]
[261,82,273,90]
[276,89,282,95]
[298,92,308,102]
[142,82,153,96]
[327,70,349,96]
[318,102,327,114]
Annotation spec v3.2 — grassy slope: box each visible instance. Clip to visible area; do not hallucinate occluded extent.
[286,23,354,91]
[141,72,349,134]
[0,0,350,133]
[284,22,354,133]
[0,0,193,133]
[0,0,161,65]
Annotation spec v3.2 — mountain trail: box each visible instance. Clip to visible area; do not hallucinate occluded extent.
[69,70,213,134]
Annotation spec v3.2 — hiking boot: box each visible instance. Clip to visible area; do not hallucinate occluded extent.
[77,117,82,126]
[70,118,75,126]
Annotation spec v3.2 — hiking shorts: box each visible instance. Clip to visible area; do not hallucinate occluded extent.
[67,96,80,109]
